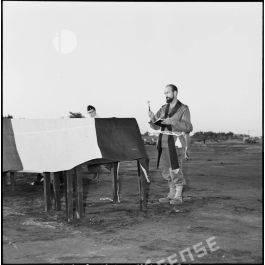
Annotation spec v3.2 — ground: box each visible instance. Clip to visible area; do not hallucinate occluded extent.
[3,140,263,263]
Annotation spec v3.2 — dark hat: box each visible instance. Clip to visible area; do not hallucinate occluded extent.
[87,105,96,112]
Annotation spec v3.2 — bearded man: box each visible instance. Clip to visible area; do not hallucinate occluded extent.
[148,84,193,205]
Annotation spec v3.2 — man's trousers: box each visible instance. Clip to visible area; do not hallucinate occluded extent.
[160,147,186,186]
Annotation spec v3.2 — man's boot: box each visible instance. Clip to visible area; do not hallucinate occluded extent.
[170,184,183,205]
[159,182,175,203]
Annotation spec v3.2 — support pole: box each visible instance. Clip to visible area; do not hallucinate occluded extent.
[3,172,8,189]
[137,160,143,211]
[53,172,61,211]
[66,170,73,223]
[63,171,68,220]
[43,172,51,212]
[10,172,15,191]
[75,167,84,219]
[112,162,119,203]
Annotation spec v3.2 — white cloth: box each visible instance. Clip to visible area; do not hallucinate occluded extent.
[158,130,184,148]
[158,130,184,137]
[175,137,182,148]
[11,118,102,173]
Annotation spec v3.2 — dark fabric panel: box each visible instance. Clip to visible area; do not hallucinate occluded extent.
[81,158,115,166]
[157,101,182,169]
[2,118,23,172]
[95,118,149,163]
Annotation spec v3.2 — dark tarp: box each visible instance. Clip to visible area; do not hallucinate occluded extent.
[95,118,148,160]
[3,118,23,172]
[95,118,149,169]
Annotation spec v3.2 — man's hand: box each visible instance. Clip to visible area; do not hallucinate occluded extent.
[161,118,172,125]
[148,110,155,120]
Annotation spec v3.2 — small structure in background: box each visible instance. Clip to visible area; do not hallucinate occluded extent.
[69,112,85,118]
[243,136,259,144]
[142,131,157,145]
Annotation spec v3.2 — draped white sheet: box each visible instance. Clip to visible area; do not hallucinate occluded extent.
[11,118,103,173]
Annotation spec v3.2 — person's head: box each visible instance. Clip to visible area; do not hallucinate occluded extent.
[164,84,178,103]
[87,105,96,118]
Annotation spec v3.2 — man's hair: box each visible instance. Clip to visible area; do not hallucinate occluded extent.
[166,84,178,93]
[87,105,96,112]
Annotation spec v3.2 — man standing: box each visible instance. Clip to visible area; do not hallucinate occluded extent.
[87,105,99,118]
[148,84,193,205]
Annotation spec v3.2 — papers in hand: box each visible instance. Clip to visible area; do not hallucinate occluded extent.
[153,118,166,128]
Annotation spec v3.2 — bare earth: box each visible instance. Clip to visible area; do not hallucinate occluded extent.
[3,141,263,263]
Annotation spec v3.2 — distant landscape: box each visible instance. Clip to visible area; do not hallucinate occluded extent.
[142,131,262,145]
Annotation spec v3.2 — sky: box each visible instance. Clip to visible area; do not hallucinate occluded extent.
[3,2,263,136]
